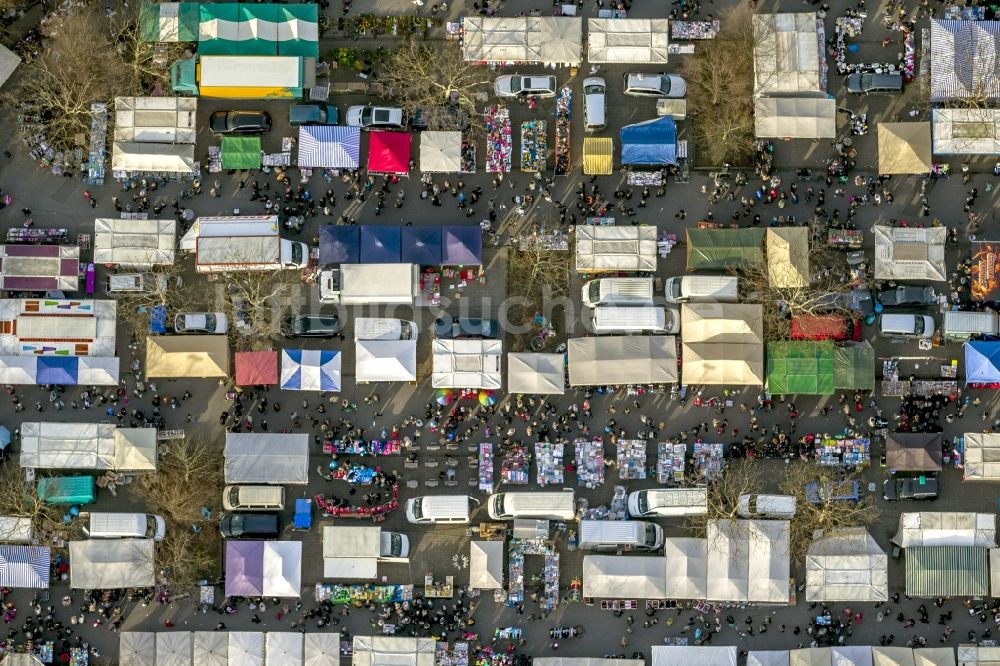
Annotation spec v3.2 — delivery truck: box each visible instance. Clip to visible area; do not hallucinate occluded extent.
[171,55,315,99]
[320,264,420,305]
[180,216,309,274]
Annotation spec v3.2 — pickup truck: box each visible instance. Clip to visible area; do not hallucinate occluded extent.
[805,479,860,504]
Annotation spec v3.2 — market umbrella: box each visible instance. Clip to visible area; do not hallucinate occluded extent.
[478,390,497,406]
[436,388,454,406]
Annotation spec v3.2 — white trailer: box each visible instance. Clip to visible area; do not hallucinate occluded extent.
[319,264,420,305]
[180,216,309,273]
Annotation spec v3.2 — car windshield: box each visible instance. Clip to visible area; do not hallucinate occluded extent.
[644,522,658,544]
[588,281,601,302]
[291,243,303,264]
[914,317,926,335]
[204,314,216,329]
[361,107,374,125]
[659,78,671,95]
[584,84,604,94]
[509,78,522,94]
[636,493,649,514]
[389,533,402,556]
[411,498,422,519]
[861,74,873,89]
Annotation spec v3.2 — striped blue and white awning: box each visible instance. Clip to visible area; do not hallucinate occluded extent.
[298,126,360,169]
[0,546,50,588]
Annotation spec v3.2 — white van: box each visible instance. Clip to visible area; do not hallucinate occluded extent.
[223,485,286,511]
[591,306,679,334]
[0,517,33,543]
[84,513,166,541]
[487,491,576,521]
[581,277,655,307]
[878,313,935,339]
[579,520,663,551]
[942,310,999,341]
[406,495,472,525]
[627,488,708,518]
[583,77,607,132]
[736,494,797,519]
[664,275,739,304]
[354,318,418,341]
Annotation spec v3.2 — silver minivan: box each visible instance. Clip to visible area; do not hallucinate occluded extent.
[583,77,606,132]
[223,485,286,511]
[878,313,935,339]
[84,512,166,540]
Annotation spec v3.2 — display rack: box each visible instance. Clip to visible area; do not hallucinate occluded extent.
[315,583,413,603]
[479,442,495,493]
[692,442,724,480]
[616,440,647,480]
[815,436,871,467]
[5,228,68,244]
[657,442,686,484]
[485,106,512,173]
[85,103,107,186]
[520,120,547,172]
[535,442,564,486]
[574,438,605,488]
[507,539,559,612]
[553,87,571,176]
[324,439,401,456]
[500,445,529,485]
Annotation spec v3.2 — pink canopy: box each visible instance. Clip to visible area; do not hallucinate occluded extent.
[235,351,278,386]
[367,132,411,175]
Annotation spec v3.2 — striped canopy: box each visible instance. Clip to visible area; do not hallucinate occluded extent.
[298,126,360,169]
[198,3,318,56]
[0,546,50,588]
[281,349,341,391]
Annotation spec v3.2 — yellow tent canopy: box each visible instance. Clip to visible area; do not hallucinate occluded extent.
[583,137,613,175]
[767,227,809,289]
[878,122,932,175]
[146,335,230,378]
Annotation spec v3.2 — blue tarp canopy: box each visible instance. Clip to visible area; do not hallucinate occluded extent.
[620,116,677,166]
[150,305,167,334]
[442,226,483,266]
[319,225,360,265]
[36,357,77,385]
[966,340,1000,384]
[360,226,402,263]
[293,498,312,529]
[298,126,360,169]
[401,226,443,265]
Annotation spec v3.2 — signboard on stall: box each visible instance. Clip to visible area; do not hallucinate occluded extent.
[971,240,1000,301]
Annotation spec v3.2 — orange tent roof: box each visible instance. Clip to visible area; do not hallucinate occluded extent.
[234,351,278,386]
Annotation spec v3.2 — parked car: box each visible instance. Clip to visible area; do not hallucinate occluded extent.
[878,285,936,307]
[583,77,607,132]
[219,513,280,538]
[289,103,339,126]
[815,289,875,318]
[174,312,229,334]
[790,314,862,342]
[346,105,405,130]
[846,71,903,94]
[434,316,499,339]
[805,480,860,504]
[494,74,558,98]
[883,475,939,501]
[623,73,686,98]
[410,106,471,132]
[380,531,410,558]
[877,313,936,339]
[209,110,272,135]
[282,314,343,338]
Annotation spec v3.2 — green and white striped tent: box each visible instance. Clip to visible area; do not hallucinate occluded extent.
[140,2,199,42]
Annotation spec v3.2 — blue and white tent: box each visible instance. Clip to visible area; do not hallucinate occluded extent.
[965,340,1000,384]
[0,546,50,588]
[0,356,119,386]
[281,349,341,391]
[298,126,360,169]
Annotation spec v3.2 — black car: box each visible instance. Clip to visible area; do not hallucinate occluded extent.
[814,288,875,318]
[219,513,280,538]
[282,314,343,338]
[879,285,936,307]
[883,475,939,501]
[209,110,272,135]
[434,316,500,339]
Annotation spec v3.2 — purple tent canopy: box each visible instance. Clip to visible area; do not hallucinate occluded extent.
[360,226,402,264]
[442,226,483,266]
[401,226,442,265]
[225,541,265,597]
[319,225,360,265]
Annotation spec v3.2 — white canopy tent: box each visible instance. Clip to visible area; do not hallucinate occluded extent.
[262,541,302,597]
[355,340,417,383]
[507,353,565,394]
[352,636,437,666]
[749,653,791,666]
[575,225,657,273]
[193,631,229,666]
[806,528,888,602]
[535,661,644,666]
[431,339,502,389]
[470,540,504,589]
[0,44,21,90]
[119,632,155,666]
[752,12,825,96]
[0,298,118,357]
[681,303,764,386]
[958,646,1000,664]
[586,19,669,63]
[304,633,341,666]
[652,646,738,666]
[929,19,1000,103]
[767,227,810,288]
[873,648,918,666]
[111,142,196,174]
[568,335,678,386]
[462,16,582,65]
[114,96,196,144]
[224,433,309,485]
[228,632,264,666]
[323,525,381,579]
[267,633,304,666]
[962,432,1000,480]
[914,649,956,666]
[419,132,462,173]
[790,649,832,666]
[20,423,156,471]
[707,519,790,603]
[873,225,947,282]
[94,218,176,267]
[893,512,996,548]
[663,537,708,599]
[69,539,155,589]
[156,632,192,666]
[583,555,667,598]
[834,646,875,666]
[755,97,837,139]
[682,304,764,344]
[932,108,1000,154]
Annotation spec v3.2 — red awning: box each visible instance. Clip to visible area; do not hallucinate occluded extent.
[367,131,411,175]
[234,351,278,386]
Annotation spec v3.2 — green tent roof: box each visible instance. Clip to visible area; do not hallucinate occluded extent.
[686,228,765,270]
[833,341,875,390]
[220,136,261,170]
[140,2,199,42]
[906,546,988,597]
[767,341,834,395]
[197,3,318,56]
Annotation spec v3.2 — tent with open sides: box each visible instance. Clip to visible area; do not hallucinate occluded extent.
[360,225,402,263]
[281,349,341,391]
[886,433,943,472]
[221,136,261,170]
[620,116,677,165]
[805,528,888,602]
[235,351,278,386]
[401,226,442,265]
[267,633,303,665]
[193,631,228,666]
[319,225,360,265]
[304,633,340,666]
[767,341,835,395]
[298,126,360,169]
[229,632,264,665]
[157,632,192,666]
[507,353,565,394]
[878,122,933,175]
[367,132,410,176]
[583,137,613,175]
[420,132,462,173]
[965,340,1000,384]
[587,18,670,63]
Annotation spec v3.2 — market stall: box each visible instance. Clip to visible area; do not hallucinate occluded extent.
[401,226,443,265]
[470,541,504,590]
[568,335,678,386]
[520,121,547,172]
[620,116,677,166]
[553,87,571,176]
[146,335,229,378]
[586,19,669,63]
[221,136,261,170]
[508,538,559,611]
[367,132,410,176]
[485,106,512,173]
[462,16,583,66]
[234,351,278,387]
[120,632,156,666]
[420,131,462,173]
[356,340,417,383]
[617,440,646,480]
[442,225,484,266]
[225,540,301,598]
[360,225,402,263]
[754,97,836,140]
[501,444,529,484]
[69,539,155,589]
[657,442,686,484]
[805,528,888,602]
[93,218,176,267]
[280,349,342,392]
[535,443,564,486]
[0,546,49,589]
[886,433,943,472]
[583,137,613,176]
[225,433,309,485]
[877,122,932,175]
[693,441,724,480]
[574,438,604,488]
[506,353,565,394]
[319,224,361,265]
[297,126,361,169]
[432,339,501,389]
[814,436,870,467]
[583,554,667,598]
[479,443,495,493]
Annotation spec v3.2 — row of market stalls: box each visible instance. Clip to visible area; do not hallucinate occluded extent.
[19,422,156,472]
[747,647,959,666]
[224,433,309,485]
[120,631,340,666]
[319,224,482,266]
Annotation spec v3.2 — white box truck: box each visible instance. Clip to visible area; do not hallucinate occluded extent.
[579,520,664,551]
[942,310,999,341]
[182,216,309,273]
[354,317,419,341]
[320,264,420,305]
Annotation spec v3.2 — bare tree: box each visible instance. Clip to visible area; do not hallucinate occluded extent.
[506,244,571,351]
[779,461,879,563]
[378,38,492,135]
[113,263,191,344]
[223,269,300,352]
[0,463,69,546]
[686,458,763,538]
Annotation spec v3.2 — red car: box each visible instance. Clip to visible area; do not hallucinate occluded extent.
[790,314,862,342]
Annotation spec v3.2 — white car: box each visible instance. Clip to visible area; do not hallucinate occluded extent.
[175,312,229,334]
[346,105,405,129]
[623,73,686,98]
[582,77,607,132]
[494,74,558,98]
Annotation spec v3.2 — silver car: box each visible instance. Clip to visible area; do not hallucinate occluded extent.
[583,77,606,132]
[494,74,558,98]
[174,312,229,334]
[623,73,686,98]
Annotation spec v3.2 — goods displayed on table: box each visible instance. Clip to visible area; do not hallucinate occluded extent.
[262,152,291,167]
[657,442,686,484]
[849,112,868,136]
[70,648,89,666]
[626,170,664,186]
[507,539,559,612]
[828,228,863,249]
[692,442,724,480]
[574,438,605,488]
[479,443,495,493]
[485,106,512,173]
[520,120,547,172]
[581,485,628,521]
[425,573,454,598]
[207,146,222,173]
[944,5,985,18]
[315,483,399,518]
[86,103,107,186]
[461,141,476,173]
[500,444,529,484]
[553,87,571,176]
[833,13,913,82]
[617,440,647,480]
[329,462,378,484]
[6,228,68,244]
[535,442,564,486]
[436,641,470,666]
[315,583,414,603]
[324,439,401,456]
[670,20,720,39]
[814,436,871,467]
